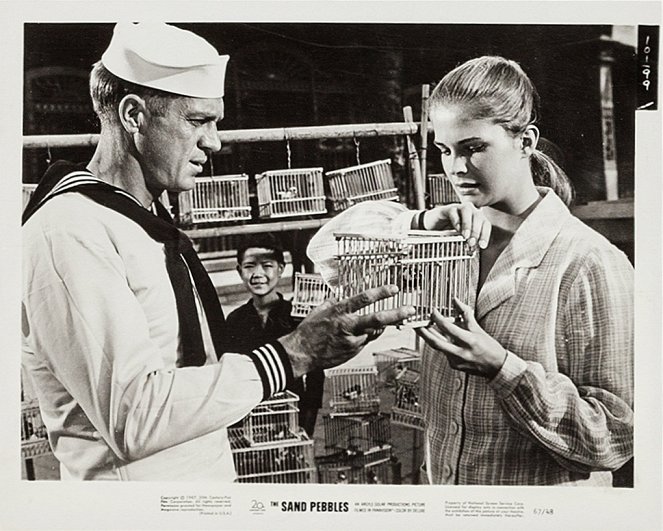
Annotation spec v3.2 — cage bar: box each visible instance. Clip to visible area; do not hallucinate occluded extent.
[316,445,393,484]
[427,173,459,206]
[335,230,474,327]
[229,428,316,483]
[291,272,335,318]
[179,174,251,225]
[391,367,424,431]
[239,391,300,446]
[21,400,51,459]
[327,366,380,415]
[326,159,399,212]
[256,168,327,218]
[323,413,391,453]
[373,347,420,388]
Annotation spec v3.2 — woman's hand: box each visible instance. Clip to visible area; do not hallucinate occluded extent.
[418,203,491,253]
[416,298,507,378]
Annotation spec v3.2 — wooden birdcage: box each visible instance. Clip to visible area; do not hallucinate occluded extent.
[229,428,316,483]
[21,400,51,459]
[335,230,474,327]
[240,391,300,446]
[427,173,459,206]
[391,367,424,431]
[22,183,37,210]
[316,445,392,484]
[327,366,380,415]
[326,159,399,212]
[323,413,391,453]
[291,272,335,318]
[178,174,251,224]
[373,347,420,388]
[256,167,327,218]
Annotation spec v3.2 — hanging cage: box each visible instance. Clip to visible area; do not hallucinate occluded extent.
[291,272,336,319]
[326,159,399,212]
[427,173,459,207]
[178,174,251,225]
[335,230,474,327]
[229,427,316,484]
[327,366,380,415]
[256,167,327,218]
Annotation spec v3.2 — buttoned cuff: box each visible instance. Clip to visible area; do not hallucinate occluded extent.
[488,350,528,399]
[246,341,295,400]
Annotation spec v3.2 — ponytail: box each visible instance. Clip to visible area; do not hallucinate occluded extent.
[530,150,575,207]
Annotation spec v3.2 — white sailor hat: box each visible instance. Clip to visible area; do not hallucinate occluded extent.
[101,22,229,98]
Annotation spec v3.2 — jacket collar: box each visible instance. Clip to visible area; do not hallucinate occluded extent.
[475,187,571,320]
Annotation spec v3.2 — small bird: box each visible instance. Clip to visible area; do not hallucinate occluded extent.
[277,186,299,199]
[341,384,362,400]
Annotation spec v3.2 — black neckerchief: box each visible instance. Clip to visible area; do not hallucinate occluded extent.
[23,161,227,366]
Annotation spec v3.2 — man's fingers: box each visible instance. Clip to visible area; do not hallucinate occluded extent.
[337,285,400,314]
[430,309,474,345]
[353,306,416,333]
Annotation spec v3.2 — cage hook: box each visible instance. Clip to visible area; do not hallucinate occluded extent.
[46,143,52,165]
[353,135,361,165]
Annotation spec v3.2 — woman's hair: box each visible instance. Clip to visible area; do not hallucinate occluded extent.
[429,56,574,206]
[89,61,180,124]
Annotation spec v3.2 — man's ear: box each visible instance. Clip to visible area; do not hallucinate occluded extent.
[118,94,148,134]
[520,124,540,157]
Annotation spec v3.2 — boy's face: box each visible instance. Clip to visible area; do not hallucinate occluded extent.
[237,247,285,297]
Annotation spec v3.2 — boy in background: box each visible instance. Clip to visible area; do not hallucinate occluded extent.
[226,234,325,437]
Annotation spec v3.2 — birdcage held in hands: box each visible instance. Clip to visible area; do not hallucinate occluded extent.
[256,167,327,218]
[291,272,335,319]
[427,173,459,207]
[326,159,399,212]
[323,412,391,453]
[327,366,380,415]
[335,230,474,327]
[178,174,251,225]
[229,428,316,483]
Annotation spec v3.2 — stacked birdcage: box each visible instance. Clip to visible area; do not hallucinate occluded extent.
[230,391,316,483]
[427,173,459,206]
[323,413,391,453]
[256,167,327,218]
[327,366,380,415]
[22,183,37,210]
[335,230,474,327]
[241,391,301,446]
[229,427,317,484]
[373,347,420,389]
[391,364,424,431]
[178,174,251,225]
[290,272,336,319]
[21,400,51,460]
[316,445,393,485]
[326,159,399,212]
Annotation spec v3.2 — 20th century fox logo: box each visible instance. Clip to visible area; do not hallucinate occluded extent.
[277,500,350,512]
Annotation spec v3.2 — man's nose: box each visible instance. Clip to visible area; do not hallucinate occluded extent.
[200,122,222,153]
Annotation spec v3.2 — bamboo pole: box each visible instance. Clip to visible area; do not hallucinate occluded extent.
[419,84,430,198]
[183,216,332,239]
[403,106,426,210]
[23,122,419,150]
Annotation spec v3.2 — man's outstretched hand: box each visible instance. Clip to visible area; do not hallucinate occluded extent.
[280,285,415,378]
